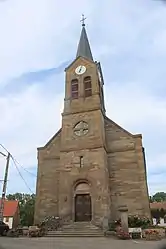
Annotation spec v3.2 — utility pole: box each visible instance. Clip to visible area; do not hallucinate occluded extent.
[0,152,10,222]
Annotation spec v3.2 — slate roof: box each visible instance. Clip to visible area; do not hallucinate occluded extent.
[76,25,93,61]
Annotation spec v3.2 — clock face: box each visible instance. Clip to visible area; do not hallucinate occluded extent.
[75,65,86,75]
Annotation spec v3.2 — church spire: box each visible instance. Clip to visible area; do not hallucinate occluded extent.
[76,15,93,61]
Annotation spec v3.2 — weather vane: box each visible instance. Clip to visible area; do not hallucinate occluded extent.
[80,14,87,27]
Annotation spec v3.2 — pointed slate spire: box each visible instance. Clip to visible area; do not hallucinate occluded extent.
[76,15,93,61]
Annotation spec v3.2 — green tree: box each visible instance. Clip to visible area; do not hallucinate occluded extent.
[152,192,166,202]
[6,193,35,226]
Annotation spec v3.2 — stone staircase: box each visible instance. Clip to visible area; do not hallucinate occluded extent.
[45,222,104,237]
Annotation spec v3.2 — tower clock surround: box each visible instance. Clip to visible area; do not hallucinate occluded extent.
[75,65,86,75]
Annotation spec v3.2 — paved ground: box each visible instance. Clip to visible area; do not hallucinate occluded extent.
[0,237,166,249]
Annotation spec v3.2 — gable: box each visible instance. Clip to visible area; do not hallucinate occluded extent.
[105,116,142,138]
[105,116,142,153]
[38,128,61,150]
[65,56,95,73]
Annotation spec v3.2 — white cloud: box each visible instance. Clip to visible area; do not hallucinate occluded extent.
[0,80,63,166]
[106,82,166,129]
[153,29,166,55]
[148,173,166,196]
[148,153,166,173]
[0,0,94,83]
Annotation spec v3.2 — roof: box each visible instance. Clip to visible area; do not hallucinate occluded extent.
[0,200,19,217]
[38,128,61,150]
[150,202,166,210]
[76,25,93,61]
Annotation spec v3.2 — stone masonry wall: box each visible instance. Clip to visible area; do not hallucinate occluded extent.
[34,131,61,224]
[105,117,151,220]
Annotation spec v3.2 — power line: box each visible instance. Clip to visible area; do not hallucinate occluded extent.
[0,144,9,154]
[0,143,35,193]
[0,144,36,177]
[11,156,36,177]
[11,157,34,194]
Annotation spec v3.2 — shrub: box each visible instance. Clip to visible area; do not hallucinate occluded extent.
[128,215,151,229]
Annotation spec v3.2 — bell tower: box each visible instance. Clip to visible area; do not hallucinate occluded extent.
[59,18,110,226]
[63,19,105,116]
[61,19,107,151]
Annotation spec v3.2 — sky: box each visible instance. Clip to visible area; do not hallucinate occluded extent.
[0,0,166,196]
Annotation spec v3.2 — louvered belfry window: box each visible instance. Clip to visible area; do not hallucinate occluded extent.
[84,76,92,97]
[71,79,78,99]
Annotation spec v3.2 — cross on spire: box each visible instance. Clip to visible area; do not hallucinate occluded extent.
[76,14,93,61]
[80,14,87,27]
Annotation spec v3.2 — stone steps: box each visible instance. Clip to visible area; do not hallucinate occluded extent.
[45,222,104,237]
[62,225,100,230]
[46,231,104,237]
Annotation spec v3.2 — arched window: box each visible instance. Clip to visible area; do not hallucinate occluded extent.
[71,79,78,99]
[84,76,92,97]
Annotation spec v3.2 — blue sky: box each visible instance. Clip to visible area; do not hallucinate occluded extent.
[0,0,166,196]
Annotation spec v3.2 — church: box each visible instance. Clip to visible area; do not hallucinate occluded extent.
[34,21,151,228]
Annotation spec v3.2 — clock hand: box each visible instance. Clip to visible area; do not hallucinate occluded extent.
[79,66,82,73]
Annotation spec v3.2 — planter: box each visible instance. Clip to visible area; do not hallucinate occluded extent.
[7,229,19,238]
[143,228,162,241]
[117,234,131,240]
[145,233,161,241]
[116,228,131,240]
[118,236,131,240]
[143,228,165,240]
[22,227,29,236]
[129,227,142,239]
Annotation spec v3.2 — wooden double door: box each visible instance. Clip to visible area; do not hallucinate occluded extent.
[75,194,92,222]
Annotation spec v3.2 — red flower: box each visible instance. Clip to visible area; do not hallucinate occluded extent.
[145,229,159,235]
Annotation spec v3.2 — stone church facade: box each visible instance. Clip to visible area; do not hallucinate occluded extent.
[34,23,151,227]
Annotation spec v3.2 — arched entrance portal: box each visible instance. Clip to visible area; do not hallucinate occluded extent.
[74,182,92,222]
